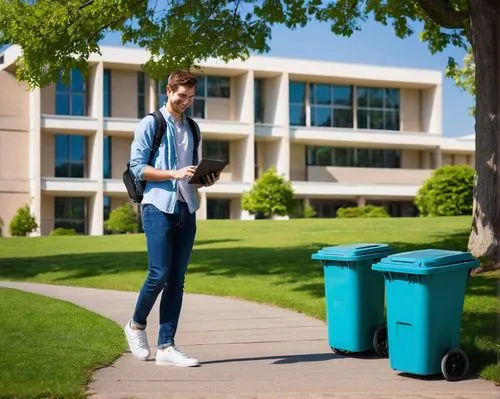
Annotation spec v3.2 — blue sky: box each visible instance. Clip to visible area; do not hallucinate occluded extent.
[103,19,474,138]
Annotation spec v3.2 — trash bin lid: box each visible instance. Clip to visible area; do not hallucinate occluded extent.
[311,243,393,261]
[372,249,480,275]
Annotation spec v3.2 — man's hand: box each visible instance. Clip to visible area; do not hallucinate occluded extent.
[201,172,220,187]
[172,166,197,180]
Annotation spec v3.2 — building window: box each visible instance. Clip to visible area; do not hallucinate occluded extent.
[357,87,400,130]
[203,140,230,163]
[306,146,401,168]
[138,71,146,118]
[103,69,111,117]
[289,81,306,126]
[310,84,353,128]
[255,78,265,123]
[103,195,111,222]
[55,135,86,177]
[206,76,230,98]
[207,199,230,219]
[56,68,87,116]
[55,197,86,233]
[103,136,111,178]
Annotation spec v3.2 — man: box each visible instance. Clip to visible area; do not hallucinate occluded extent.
[125,71,218,367]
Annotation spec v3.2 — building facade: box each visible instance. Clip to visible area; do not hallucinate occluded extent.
[0,45,475,236]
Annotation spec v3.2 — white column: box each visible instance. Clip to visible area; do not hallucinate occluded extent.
[89,61,104,235]
[196,191,207,220]
[29,88,41,237]
[277,72,290,179]
[149,78,156,112]
[242,70,255,183]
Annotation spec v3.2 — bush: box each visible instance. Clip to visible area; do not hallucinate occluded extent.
[242,168,295,218]
[336,205,390,218]
[415,165,474,216]
[104,203,138,234]
[50,228,77,236]
[9,205,38,236]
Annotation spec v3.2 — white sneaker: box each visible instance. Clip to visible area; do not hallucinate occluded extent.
[124,319,150,361]
[155,345,199,367]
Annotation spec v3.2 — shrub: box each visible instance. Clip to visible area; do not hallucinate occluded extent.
[415,165,474,216]
[104,203,138,234]
[242,168,295,218]
[9,205,38,236]
[50,227,77,236]
[336,205,390,218]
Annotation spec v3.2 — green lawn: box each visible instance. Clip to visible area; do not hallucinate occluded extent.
[0,216,498,394]
[0,288,124,399]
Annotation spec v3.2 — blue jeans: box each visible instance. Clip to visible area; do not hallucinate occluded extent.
[132,202,196,347]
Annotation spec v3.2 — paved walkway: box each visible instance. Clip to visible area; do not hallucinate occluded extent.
[1,281,498,399]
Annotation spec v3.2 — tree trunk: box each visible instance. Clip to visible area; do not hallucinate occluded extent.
[467,1,500,267]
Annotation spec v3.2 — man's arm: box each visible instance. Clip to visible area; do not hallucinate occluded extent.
[129,116,195,181]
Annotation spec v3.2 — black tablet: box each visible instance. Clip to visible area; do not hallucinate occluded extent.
[188,159,227,184]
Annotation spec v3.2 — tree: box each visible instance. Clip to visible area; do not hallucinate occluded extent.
[1,1,498,266]
[9,205,38,236]
[415,165,474,216]
[104,203,139,234]
[242,168,295,218]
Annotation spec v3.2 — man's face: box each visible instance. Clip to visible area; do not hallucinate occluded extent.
[166,84,195,114]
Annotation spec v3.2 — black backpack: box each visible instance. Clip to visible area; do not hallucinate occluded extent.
[123,110,200,203]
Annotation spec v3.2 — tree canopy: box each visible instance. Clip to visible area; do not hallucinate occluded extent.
[0,0,470,88]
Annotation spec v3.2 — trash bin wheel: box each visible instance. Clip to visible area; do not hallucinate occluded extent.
[441,349,469,381]
[373,325,388,357]
[331,347,349,355]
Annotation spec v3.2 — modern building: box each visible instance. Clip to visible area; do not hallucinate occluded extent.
[0,45,475,236]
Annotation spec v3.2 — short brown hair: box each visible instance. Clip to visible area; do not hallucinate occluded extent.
[167,71,197,92]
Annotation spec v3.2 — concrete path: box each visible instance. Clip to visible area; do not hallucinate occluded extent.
[0,281,498,399]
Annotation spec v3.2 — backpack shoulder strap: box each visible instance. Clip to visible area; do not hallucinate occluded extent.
[186,116,201,164]
[147,110,166,165]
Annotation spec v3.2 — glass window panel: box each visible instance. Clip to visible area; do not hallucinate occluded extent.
[289,82,306,103]
[56,93,70,115]
[137,72,145,94]
[103,69,111,117]
[192,99,205,119]
[254,78,264,123]
[357,109,368,129]
[311,107,331,127]
[306,146,315,166]
[316,147,332,166]
[357,87,368,107]
[202,140,229,163]
[368,88,384,108]
[103,136,111,179]
[196,76,205,96]
[55,135,68,162]
[72,198,86,219]
[71,69,85,92]
[385,89,399,109]
[368,110,384,129]
[289,104,305,126]
[70,164,84,178]
[385,110,400,130]
[334,148,355,166]
[371,149,385,167]
[356,148,370,167]
[311,84,331,105]
[70,136,85,161]
[207,76,230,98]
[207,199,230,219]
[71,95,85,116]
[333,86,352,106]
[333,108,353,128]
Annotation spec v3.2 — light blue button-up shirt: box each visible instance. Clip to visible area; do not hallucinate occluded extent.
[129,106,200,214]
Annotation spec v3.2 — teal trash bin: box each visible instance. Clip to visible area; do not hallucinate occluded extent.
[311,243,393,356]
[372,249,479,381]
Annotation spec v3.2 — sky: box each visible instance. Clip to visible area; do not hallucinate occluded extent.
[102,18,474,138]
